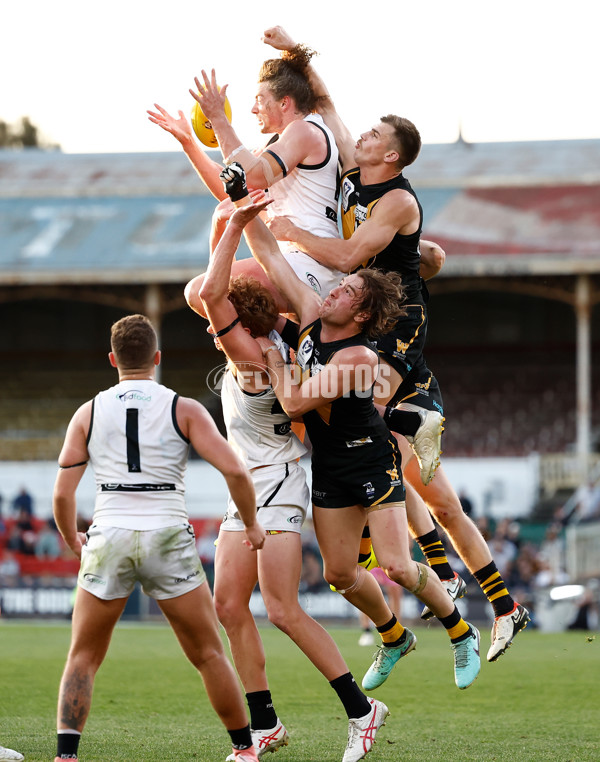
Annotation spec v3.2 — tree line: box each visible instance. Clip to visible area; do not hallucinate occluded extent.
[0,116,59,149]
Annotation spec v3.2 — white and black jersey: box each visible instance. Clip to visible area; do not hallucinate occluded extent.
[221,333,306,469]
[87,379,189,530]
[265,113,340,254]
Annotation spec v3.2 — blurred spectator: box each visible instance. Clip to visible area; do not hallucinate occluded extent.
[458,488,474,517]
[487,519,518,579]
[0,549,20,583]
[301,518,319,553]
[300,519,326,593]
[573,481,600,522]
[505,519,522,551]
[506,543,539,618]
[475,515,492,541]
[535,523,569,588]
[196,524,218,589]
[35,518,62,560]
[567,580,599,631]
[6,509,37,555]
[76,513,92,535]
[300,547,325,593]
[11,487,34,517]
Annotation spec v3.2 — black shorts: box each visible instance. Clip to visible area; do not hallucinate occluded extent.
[375,304,427,380]
[311,440,406,509]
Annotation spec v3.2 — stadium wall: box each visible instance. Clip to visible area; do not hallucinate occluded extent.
[0,454,539,522]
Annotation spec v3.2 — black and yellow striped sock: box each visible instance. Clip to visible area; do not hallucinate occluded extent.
[473,561,515,617]
[438,606,471,642]
[376,615,405,647]
[416,529,454,581]
[358,525,373,566]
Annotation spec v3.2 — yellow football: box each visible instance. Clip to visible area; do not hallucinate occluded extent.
[191,92,232,148]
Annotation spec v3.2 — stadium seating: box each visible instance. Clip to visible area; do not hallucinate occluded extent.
[0,359,596,460]
[431,357,599,457]
[0,517,220,583]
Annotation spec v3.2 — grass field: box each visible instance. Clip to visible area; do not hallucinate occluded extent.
[0,619,598,761]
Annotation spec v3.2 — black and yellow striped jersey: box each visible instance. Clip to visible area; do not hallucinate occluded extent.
[295,319,395,460]
[340,167,424,304]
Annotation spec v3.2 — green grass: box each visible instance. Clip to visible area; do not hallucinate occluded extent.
[0,620,598,761]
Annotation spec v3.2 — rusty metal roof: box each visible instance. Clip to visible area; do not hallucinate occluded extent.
[1,139,599,284]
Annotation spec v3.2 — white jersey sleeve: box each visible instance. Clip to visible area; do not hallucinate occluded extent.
[265,113,340,253]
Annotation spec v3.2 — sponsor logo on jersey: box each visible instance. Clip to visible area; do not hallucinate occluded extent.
[287,514,304,525]
[363,482,375,498]
[394,339,410,356]
[100,483,175,491]
[386,466,400,482]
[296,335,314,368]
[341,177,354,209]
[325,206,338,222]
[306,272,322,293]
[273,421,292,436]
[117,390,151,402]
[346,437,373,448]
[312,489,327,498]
[83,573,106,586]
[355,204,368,224]
[175,569,201,584]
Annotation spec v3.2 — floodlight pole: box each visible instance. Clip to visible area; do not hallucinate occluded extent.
[145,283,162,384]
[575,274,591,485]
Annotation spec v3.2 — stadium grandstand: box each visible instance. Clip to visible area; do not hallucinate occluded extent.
[1,137,600,618]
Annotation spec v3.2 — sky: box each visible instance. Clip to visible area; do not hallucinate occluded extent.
[2,0,599,154]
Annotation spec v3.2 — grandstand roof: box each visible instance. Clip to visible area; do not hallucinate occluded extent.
[1,138,599,285]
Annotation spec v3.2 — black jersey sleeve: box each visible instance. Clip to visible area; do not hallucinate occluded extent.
[280,318,300,351]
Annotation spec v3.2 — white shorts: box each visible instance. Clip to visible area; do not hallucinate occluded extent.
[78,522,206,600]
[222,461,309,533]
[283,249,345,298]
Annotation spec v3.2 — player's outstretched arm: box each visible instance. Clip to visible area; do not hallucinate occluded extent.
[178,397,265,551]
[184,203,228,319]
[269,188,416,273]
[262,26,356,170]
[192,69,321,190]
[185,190,267,319]
[261,25,297,51]
[200,196,266,369]
[53,401,92,559]
[147,103,226,200]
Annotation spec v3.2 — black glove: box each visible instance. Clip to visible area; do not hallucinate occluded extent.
[220,161,249,202]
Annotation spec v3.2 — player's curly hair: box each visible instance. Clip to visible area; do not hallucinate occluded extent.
[259,44,318,114]
[353,269,407,339]
[227,275,279,338]
[111,314,157,369]
[381,114,421,169]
